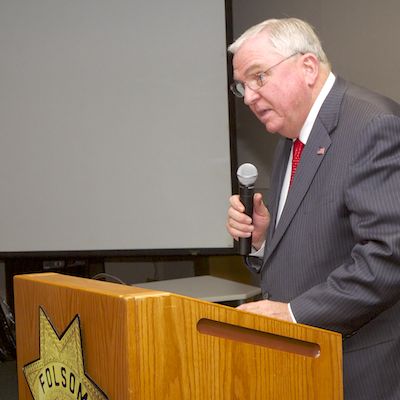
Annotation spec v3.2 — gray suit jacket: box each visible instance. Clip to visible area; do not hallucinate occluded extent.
[247,77,400,400]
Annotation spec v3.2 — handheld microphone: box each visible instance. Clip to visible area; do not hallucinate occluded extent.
[236,163,258,255]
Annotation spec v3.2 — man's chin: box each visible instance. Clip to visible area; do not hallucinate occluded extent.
[263,122,279,134]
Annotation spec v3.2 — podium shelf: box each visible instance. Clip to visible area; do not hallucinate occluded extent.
[133,275,262,303]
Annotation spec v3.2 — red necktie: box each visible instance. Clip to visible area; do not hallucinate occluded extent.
[290,139,304,186]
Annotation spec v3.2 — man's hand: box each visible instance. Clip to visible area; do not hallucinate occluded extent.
[237,299,294,322]
[226,192,270,250]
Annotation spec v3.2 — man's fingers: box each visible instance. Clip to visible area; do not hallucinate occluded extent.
[229,194,245,212]
[227,206,252,225]
[226,220,253,238]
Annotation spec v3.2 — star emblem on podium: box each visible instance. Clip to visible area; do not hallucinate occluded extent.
[23,307,109,400]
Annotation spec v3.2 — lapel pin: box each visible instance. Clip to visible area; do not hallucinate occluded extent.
[317,147,326,155]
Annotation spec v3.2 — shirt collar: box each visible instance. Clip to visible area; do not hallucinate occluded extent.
[298,72,336,144]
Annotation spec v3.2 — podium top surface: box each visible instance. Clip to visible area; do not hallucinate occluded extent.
[133,275,262,302]
[14,272,166,299]
[14,273,261,304]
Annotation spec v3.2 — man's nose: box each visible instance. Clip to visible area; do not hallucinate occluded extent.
[243,86,260,105]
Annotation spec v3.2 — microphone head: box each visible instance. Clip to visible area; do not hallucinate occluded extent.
[237,163,258,186]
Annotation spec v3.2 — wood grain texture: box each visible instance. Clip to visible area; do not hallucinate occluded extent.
[14,273,343,399]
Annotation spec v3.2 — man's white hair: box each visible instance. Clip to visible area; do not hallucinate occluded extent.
[228,18,329,65]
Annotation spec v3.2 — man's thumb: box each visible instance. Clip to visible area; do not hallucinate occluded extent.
[253,193,268,216]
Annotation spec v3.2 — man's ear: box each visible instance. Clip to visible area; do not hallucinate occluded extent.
[301,53,320,86]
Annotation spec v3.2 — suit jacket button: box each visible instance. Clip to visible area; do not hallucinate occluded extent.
[262,292,270,300]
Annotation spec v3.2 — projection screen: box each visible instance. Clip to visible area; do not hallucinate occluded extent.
[0,0,234,254]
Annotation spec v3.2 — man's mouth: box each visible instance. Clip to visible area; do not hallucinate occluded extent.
[257,108,272,121]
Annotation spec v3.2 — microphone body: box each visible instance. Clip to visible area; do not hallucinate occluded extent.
[238,183,255,255]
[236,163,258,256]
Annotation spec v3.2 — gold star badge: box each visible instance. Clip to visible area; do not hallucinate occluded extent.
[23,307,109,400]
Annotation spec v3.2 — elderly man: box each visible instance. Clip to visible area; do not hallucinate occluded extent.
[227,18,400,400]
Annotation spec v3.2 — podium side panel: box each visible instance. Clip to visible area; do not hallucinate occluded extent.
[14,273,137,399]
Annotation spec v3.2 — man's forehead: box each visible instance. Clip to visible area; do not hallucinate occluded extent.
[233,59,266,81]
[233,48,280,80]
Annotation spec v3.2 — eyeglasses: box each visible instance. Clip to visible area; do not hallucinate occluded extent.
[230,53,299,98]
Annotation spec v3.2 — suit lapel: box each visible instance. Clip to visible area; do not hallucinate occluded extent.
[263,76,347,264]
[267,138,292,239]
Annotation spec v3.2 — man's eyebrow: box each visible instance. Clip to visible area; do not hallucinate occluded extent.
[234,64,266,81]
[244,64,264,76]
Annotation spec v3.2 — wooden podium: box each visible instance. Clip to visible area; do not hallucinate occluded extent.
[14,273,343,399]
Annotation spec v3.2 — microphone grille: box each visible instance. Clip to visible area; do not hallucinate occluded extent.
[237,163,258,186]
